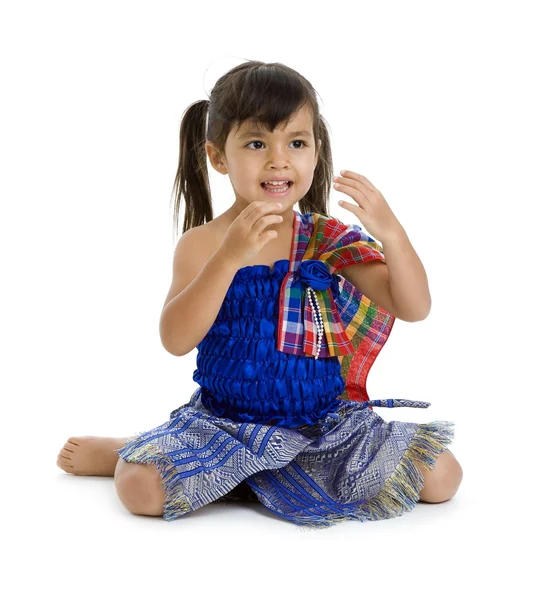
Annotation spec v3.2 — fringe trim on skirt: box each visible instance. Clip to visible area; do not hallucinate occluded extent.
[275,420,456,530]
[115,415,455,530]
[115,435,196,521]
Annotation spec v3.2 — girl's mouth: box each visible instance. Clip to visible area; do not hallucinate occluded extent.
[260,181,293,197]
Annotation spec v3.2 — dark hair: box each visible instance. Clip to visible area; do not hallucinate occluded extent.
[170,59,334,242]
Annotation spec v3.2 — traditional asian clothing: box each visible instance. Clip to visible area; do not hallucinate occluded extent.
[116,210,455,529]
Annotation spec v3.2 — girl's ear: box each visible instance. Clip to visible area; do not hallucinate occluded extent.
[206,141,228,175]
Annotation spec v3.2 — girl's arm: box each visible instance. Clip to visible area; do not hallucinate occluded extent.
[159,230,238,356]
[339,227,431,322]
[381,226,431,322]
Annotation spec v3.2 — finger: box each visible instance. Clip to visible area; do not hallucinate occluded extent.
[338,199,365,221]
[245,201,282,222]
[337,193,365,219]
[339,170,377,193]
[333,182,367,209]
[333,175,370,198]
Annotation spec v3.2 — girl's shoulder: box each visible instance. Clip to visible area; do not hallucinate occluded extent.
[162,222,216,314]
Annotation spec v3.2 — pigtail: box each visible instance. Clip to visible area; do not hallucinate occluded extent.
[171,99,213,243]
[170,60,339,243]
[300,114,334,219]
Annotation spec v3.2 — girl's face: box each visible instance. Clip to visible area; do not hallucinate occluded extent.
[207,104,321,213]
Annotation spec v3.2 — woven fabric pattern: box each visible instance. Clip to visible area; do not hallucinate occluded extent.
[114,211,456,529]
[116,387,454,530]
[276,211,395,402]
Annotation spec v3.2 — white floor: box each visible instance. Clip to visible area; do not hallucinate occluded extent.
[5,2,554,595]
[8,437,548,600]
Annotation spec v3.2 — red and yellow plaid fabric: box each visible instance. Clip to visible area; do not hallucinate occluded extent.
[276,211,396,402]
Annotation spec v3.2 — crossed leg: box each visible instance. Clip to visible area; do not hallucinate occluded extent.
[114,458,166,517]
[113,448,463,518]
[416,449,463,503]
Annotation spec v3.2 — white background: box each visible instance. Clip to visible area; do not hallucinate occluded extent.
[2,0,554,598]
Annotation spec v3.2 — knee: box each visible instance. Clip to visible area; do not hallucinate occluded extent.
[419,449,463,503]
[114,460,165,516]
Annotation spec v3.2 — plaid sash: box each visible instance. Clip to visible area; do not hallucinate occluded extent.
[277,211,396,402]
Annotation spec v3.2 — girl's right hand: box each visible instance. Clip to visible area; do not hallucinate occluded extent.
[217,201,284,270]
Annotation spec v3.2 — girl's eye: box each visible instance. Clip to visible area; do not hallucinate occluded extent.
[246,140,308,150]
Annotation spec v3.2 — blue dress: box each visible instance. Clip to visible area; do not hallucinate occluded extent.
[191,259,346,428]
[116,260,455,530]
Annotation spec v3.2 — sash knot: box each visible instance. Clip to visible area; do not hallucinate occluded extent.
[298,259,333,291]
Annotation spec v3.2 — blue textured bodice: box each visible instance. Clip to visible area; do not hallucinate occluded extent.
[192,259,346,428]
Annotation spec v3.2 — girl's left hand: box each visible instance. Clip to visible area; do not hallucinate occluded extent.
[333,170,402,241]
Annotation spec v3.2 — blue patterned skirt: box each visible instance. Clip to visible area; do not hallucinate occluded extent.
[115,387,455,530]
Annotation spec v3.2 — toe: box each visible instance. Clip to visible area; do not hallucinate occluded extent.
[57,457,74,472]
[58,452,72,464]
[67,438,80,446]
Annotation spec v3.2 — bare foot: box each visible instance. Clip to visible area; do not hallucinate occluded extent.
[56,436,132,477]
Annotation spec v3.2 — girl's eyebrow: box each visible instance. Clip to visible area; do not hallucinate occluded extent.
[238,129,312,140]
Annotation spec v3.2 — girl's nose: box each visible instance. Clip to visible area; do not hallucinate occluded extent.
[267,153,290,168]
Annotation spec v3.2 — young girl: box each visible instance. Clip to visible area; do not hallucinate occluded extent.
[56,60,462,530]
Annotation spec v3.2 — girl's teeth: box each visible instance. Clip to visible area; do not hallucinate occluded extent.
[263,182,290,192]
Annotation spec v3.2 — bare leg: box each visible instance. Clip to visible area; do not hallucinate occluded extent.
[415,449,463,503]
[56,436,133,477]
[114,458,166,516]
